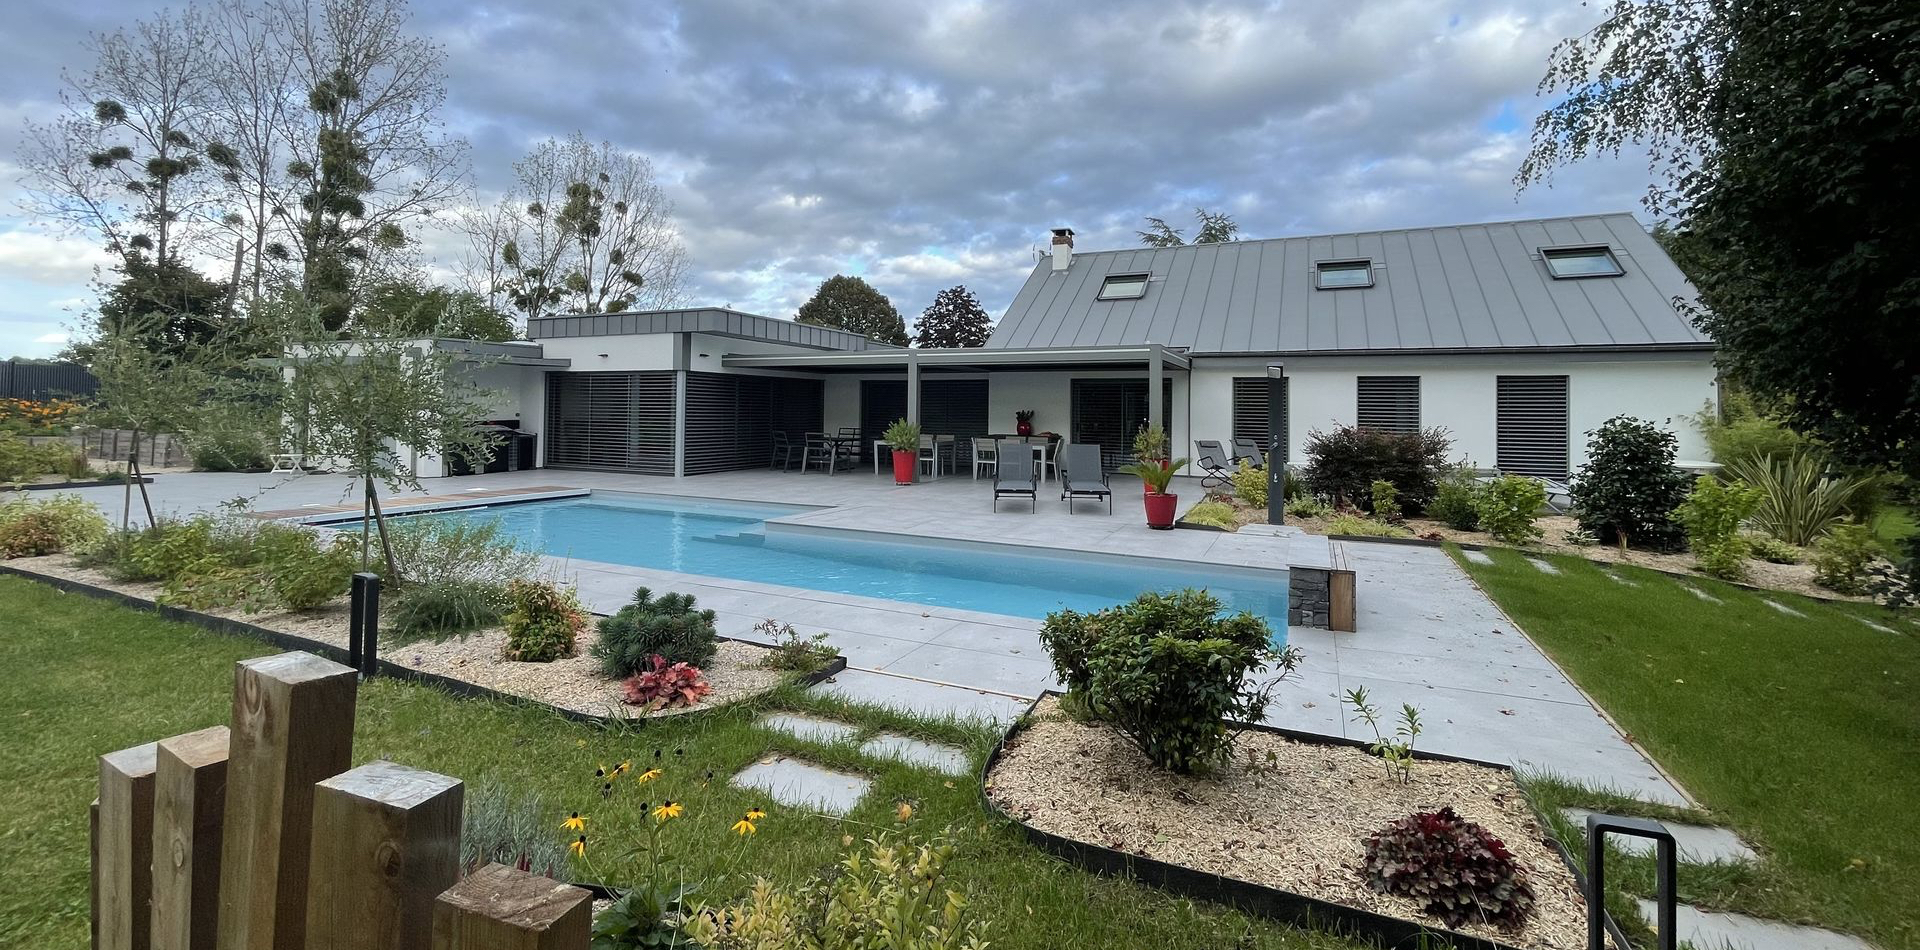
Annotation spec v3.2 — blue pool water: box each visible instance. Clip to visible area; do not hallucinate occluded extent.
[404,492,1289,629]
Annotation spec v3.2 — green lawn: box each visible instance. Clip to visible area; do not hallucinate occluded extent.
[0,577,1362,950]
[1452,547,1920,950]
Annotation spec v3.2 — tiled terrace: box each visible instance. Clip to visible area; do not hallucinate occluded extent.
[48,465,1685,803]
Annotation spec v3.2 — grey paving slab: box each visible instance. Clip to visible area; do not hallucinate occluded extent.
[1635,901,1874,950]
[812,669,1029,725]
[1683,585,1723,604]
[1336,644,1592,705]
[758,713,860,745]
[730,756,872,815]
[1599,569,1638,586]
[858,733,971,776]
[1524,557,1561,574]
[1460,548,1494,565]
[803,627,927,669]
[1563,808,1756,863]
[1763,599,1806,618]
[879,643,1058,697]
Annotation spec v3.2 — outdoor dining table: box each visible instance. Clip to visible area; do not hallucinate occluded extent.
[811,434,860,474]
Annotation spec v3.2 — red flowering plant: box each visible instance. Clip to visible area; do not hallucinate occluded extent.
[1362,806,1536,931]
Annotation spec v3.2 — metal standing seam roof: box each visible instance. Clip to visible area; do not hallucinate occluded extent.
[526,307,893,351]
[986,213,1712,354]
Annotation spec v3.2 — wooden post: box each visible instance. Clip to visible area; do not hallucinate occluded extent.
[152,726,229,950]
[90,799,101,950]
[217,652,357,950]
[98,742,159,950]
[432,863,593,950]
[305,760,464,950]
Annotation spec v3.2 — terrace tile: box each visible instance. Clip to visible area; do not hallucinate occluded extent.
[857,734,971,776]
[730,756,872,815]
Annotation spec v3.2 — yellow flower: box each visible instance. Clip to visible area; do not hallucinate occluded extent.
[637,768,663,785]
[614,759,633,775]
[653,800,683,821]
[731,818,757,836]
[744,807,766,822]
[561,812,587,832]
[895,801,914,823]
[569,835,587,857]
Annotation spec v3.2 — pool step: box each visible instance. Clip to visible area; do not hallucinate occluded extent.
[702,528,770,548]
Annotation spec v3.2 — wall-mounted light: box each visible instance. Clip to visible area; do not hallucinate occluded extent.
[597,353,609,358]
[697,353,710,358]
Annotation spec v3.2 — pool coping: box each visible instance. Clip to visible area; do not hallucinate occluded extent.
[279,486,592,525]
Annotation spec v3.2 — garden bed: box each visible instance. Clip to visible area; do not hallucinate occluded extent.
[985,696,1598,950]
[4,553,838,721]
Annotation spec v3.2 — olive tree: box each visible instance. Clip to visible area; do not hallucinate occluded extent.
[277,305,500,576]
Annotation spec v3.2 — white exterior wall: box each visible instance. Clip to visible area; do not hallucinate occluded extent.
[1186,353,1718,470]
[532,333,678,372]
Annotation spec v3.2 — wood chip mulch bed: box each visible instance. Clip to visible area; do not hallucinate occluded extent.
[7,554,799,721]
[985,697,1590,950]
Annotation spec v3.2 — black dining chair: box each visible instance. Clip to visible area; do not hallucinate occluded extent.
[770,431,797,470]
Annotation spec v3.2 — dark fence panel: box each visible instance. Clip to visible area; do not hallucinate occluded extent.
[0,359,99,400]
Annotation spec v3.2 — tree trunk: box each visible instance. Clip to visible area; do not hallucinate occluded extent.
[365,475,401,582]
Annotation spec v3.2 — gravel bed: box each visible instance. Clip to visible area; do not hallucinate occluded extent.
[10,555,791,719]
[986,697,1589,950]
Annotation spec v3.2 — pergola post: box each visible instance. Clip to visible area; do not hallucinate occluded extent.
[1147,344,1164,437]
[906,352,920,427]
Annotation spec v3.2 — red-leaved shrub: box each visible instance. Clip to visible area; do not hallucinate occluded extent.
[1362,806,1536,931]
[620,654,713,710]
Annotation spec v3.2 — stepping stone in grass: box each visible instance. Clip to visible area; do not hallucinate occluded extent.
[758,712,859,745]
[1460,549,1494,565]
[1600,569,1637,587]
[1562,808,1756,863]
[1635,900,1874,950]
[857,733,971,776]
[1855,616,1898,635]
[1682,585,1723,604]
[1763,599,1807,618]
[1525,558,1560,574]
[731,756,873,815]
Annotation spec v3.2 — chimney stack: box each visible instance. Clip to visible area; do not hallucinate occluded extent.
[1049,227,1075,272]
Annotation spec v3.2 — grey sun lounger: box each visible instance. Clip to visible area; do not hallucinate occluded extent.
[992,439,1037,512]
[1059,442,1112,514]
[1230,438,1267,468]
[1194,440,1233,489]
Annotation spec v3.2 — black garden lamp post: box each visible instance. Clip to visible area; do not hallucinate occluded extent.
[1267,362,1287,526]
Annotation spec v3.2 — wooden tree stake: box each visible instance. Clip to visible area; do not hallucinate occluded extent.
[216,652,357,950]
[98,741,159,950]
[432,863,593,950]
[152,725,230,950]
[305,760,464,950]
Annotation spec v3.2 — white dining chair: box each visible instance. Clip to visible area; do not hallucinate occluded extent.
[971,437,997,479]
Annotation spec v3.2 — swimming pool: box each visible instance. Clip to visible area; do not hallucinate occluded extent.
[401,492,1289,630]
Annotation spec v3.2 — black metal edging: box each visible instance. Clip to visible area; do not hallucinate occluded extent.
[0,564,847,730]
[978,690,1635,950]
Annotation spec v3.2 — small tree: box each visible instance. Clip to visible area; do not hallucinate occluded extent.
[912,285,992,348]
[794,275,908,345]
[1569,416,1693,553]
[278,305,501,577]
[1137,208,1239,247]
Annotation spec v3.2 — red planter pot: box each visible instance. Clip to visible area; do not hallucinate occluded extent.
[890,448,916,485]
[1016,420,1034,436]
[1143,491,1178,529]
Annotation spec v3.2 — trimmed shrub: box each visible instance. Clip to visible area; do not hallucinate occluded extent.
[1746,535,1802,564]
[1325,513,1413,538]
[1427,468,1484,531]
[387,518,538,588]
[253,523,355,610]
[1569,416,1691,552]
[1037,608,1104,695]
[502,579,586,662]
[1672,476,1764,581]
[1476,475,1547,545]
[591,587,718,676]
[1077,589,1299,773]
[1369,480,1401,522]
[1230,461,1268,508]
[1285,495,1330,518]
[185,423,270,472]
[0,494,109,558]
[1301,424,1452,514]
[1811,524,1881,595]
[1363,807,1536,931]
[752,619,836,673]
[1182,500,1237,529]
[1694,393,1811,466]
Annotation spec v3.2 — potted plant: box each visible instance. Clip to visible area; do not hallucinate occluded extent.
[1131,424,1170,493]
[1015,409,1036,436]
[883,418,921,485]
[1120,457,1189,529]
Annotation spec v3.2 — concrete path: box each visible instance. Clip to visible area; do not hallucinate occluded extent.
[1636,900,1875,950]
[47,468,1682,802]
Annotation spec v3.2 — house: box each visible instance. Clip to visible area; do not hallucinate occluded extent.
[373,212,1718,480]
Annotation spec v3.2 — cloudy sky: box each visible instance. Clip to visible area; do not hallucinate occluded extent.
[0,0,1658,358]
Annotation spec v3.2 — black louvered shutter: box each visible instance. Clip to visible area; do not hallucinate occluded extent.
[1357,376,1421,433]
[1231,376,1288,451]
[683,372,822,475]
[1496,375,1570,479]
[544,372,675,474]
